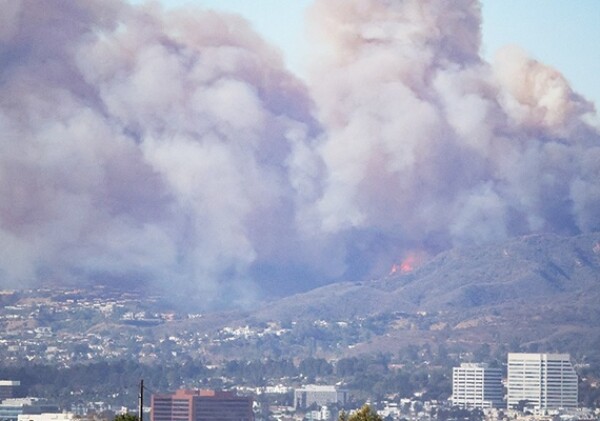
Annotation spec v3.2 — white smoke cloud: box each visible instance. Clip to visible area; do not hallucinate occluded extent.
[307,0,600,275]
[0,0,598,307]
[0,0,317,306]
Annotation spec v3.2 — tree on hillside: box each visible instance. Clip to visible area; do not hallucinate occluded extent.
[114,413,139,421]
[339,405,382,421]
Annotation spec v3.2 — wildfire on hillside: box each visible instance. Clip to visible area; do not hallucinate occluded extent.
[389,251,428,275]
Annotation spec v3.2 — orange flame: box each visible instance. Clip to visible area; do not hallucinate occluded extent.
[389,251,427,275]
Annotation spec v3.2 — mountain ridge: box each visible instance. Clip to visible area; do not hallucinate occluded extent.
[250,232,600,320]
[221,232,600,356]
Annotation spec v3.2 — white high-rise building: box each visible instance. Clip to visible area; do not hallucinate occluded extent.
[452,363,504,409]
[507,353,578,410]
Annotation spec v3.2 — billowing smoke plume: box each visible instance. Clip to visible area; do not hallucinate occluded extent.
[0,0,598,308]
[306,0,600,275]
[0,0,319,306]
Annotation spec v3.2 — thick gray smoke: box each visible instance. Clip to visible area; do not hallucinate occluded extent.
[0,0,318,306]
[0,0,598,308]
[306,0,600,275]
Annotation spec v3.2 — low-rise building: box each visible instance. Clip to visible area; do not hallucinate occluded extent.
[0,399,60,421]
[0,381,21,400]
[294,385,348,410]
[17,413,76,421]
[151,389,254,421]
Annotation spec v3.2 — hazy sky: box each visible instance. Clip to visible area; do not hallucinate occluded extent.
[141,0,600,108]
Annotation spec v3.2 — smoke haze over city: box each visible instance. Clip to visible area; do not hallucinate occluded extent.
[0,0,599,308]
